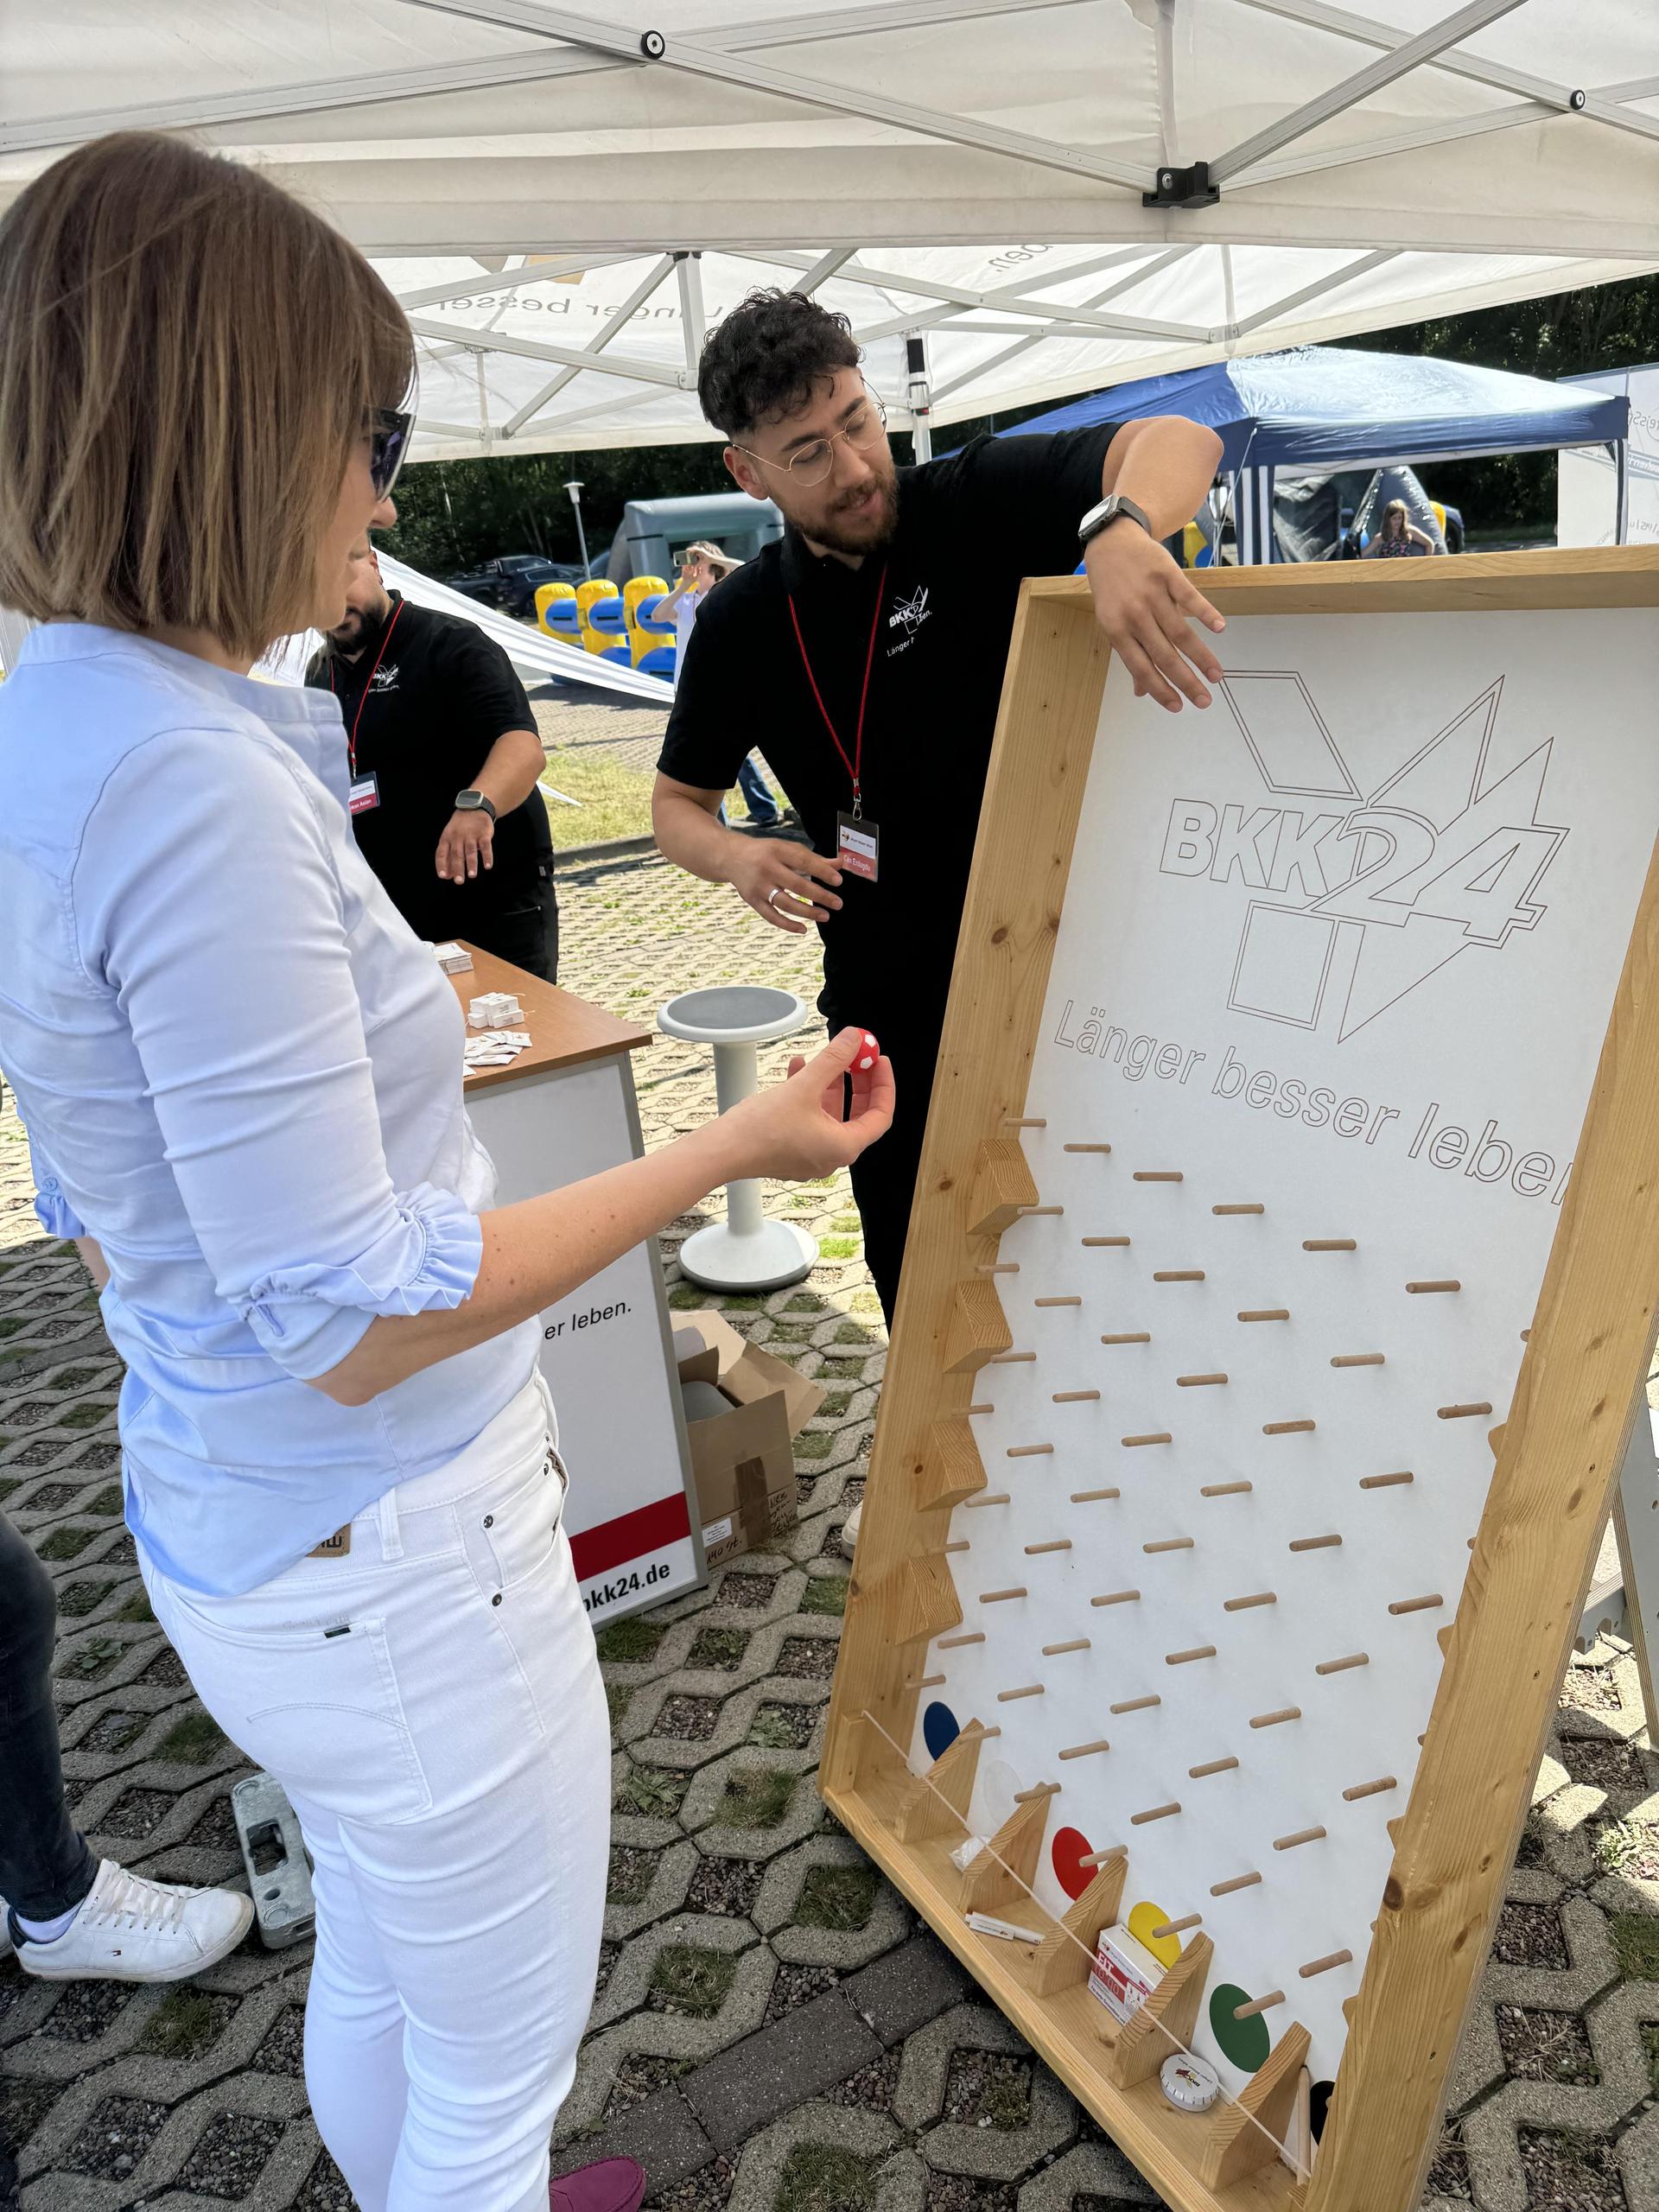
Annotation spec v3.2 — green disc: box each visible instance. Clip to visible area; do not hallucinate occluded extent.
[1209,1983,1271,2073]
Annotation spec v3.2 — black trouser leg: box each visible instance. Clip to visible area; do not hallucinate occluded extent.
[478,864,559,985]
[842,1020,942,1333]
[0,1513,98,1919]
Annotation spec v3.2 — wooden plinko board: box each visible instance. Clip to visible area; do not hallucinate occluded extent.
[822,550,1659,2212]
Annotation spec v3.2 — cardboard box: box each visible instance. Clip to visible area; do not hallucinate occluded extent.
[1087,1923,1166,2024]
[674,1311,823,1567]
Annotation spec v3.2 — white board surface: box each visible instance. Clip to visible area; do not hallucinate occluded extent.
[911,608,1659,2097]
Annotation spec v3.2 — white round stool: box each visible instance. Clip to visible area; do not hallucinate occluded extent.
[658,986,819,1292]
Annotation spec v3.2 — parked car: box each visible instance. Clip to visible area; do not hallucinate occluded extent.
[446,554,584,617]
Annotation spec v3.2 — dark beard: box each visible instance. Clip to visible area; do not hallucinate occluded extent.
[327,610,367,654]
[804,476,899,558]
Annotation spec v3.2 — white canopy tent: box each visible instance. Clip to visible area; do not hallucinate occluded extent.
[4,2,1658,461]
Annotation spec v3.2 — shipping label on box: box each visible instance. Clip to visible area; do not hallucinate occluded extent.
[1087,1924,1166,2024]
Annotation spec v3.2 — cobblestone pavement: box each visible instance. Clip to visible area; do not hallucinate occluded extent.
[4,849,1659,2212]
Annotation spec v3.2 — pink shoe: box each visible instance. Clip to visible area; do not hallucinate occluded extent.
[550,2156,647,2212]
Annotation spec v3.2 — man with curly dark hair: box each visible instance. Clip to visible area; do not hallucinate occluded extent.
[655,288,1224,1331]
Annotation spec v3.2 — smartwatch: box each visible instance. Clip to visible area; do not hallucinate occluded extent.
[1078,493,1154,553]
[454,790,497,822]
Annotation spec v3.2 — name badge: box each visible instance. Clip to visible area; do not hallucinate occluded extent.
[836,810,880,883]
[348,772,380,816]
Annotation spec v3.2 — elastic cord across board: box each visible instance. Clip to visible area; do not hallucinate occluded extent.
[856,1704,1312,2182]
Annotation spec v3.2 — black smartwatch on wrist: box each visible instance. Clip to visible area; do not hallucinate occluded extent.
[1078,493,1154,553]
[454,790,497,822]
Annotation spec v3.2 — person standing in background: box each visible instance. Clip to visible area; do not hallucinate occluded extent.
[659,542,785,833]
[308,542,561,978]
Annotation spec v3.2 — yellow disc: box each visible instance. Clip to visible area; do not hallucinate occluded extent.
[1128,1899,1183,1967]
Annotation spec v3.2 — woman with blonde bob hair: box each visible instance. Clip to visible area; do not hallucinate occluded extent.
[0,134,891,2212]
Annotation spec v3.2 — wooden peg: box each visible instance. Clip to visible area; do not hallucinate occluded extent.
[944,1541,971,1554]
[1004,1117,1047,1128]
[1154,1270,1205,1283]
[990,1351,1037,1364]
[1070,1487,1122,1503]
[1249,1707,1301,1729]
[939,1630,987,1648]
[1025,1539,1072,1555]
[914,1418,988,1512]
[1153,1915,1204,1939]
[1065,1142,1113,1154]
[1389,1593,1444,1614]
[1300,1950,1353,1978]
[1052,1389,1101,1403]
[1224,1592,1277,1611]
[1233,1990,1287,2019]
[1210,1871,1262,1896]
[968,1403,995,1415]
[1059,1739,1112,1760]
[1041,1637,1091,1656]
[960,1786,1055,1914]
[1110,1694,1161,1714]
[1201,1481,1253,1498]
[1359,1470,1414,1490]
[1166,1646,1217,1666]
[1303,1238,1357,1252]
[1332,1352,1385,1368]
[1132,1801,1181,1824]
[1020,1205,1065,1218]
[997,1683,1046,1701]
[1082,1236,1131,1249]
[1239,1308,1290,1322]
[1029,1853,1127,1995]
[967,1137,1039,1237]
[1007,1443,1054,1459]
[1315,1652,1370,1675]
[1034,1295,1082,1308]
[1289,1534,1341,1553]
[1102,1935,1214,2089]
[1014,1781,1061,1802]
[963,1492,1012,1509]
[1101,1332,1152,1346]
[1123,1432,1173,1447]
[979,1586,1027,1604]
[1273,1827,1327,1852]
[977,1262,1020,1276]
[1407,1280,1460,1294]
[916,1674,946,1688]
[1091,1588,1141,1606]
[1134,1171,1184,1183]
[1081,1847,1122,1867]
[1343,1776,1398,1801]
[1213,1203,1265,1215]
[1143,1537,1193,1554]
[1438,1401,1494,1420]
[1189,1756,1239,1778]
[1197,2019,1311,2192]
[1178,1372,1229,1388]
[895,1716,990,1842]
[944,1278,1012,1375]
[1264,1419,1316,1435]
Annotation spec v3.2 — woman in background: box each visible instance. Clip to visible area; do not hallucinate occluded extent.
[661,542,784,830]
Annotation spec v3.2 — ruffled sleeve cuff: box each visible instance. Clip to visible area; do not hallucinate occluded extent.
[33,1179,87,1242]
[239,1182,483,1381]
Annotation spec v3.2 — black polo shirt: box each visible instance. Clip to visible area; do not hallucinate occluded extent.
[658,426,1119,1031]
[306,592,552,946]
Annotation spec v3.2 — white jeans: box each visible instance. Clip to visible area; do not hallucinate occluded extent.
[140,1376,610,2212]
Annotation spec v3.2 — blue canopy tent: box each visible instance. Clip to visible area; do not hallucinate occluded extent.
[999,350,1630,564]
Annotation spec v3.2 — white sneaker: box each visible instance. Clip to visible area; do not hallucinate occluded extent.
[839,1499,862,1561]
[8,1860,253,1983]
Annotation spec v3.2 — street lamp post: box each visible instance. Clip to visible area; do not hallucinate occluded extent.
[564,480,591,581]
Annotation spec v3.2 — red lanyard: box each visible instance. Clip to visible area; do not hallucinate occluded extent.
[787,565,887,820]
[330,599,404,776]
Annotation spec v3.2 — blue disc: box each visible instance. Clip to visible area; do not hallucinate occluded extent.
[923,1700,960,1760]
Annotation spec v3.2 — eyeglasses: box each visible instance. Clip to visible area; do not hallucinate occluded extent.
[369,406,413,500]
[735,396,887,489]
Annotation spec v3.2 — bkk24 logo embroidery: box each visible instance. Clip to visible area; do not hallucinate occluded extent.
[1156,670,1566,1044]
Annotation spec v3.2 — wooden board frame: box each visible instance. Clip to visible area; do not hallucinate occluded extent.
[822,548,1659,2212]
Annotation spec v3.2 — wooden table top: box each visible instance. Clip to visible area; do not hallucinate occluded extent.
[448,944,652,1092]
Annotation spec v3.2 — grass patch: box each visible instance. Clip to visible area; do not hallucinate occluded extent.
[817,1236,860,1260]
[57,1634,126,1681]
[649,1942,738,2018]
[1644,2024,1659,2097]
[689,1626,750,1672]
[774,2144,876,2212]
[794,1432,834,1462]
[594,1617,665,1664]
[115,1590,155,1624]
[817,1392,852,1420]
[48,1367,99,1393]
[797,1865,877,1931]
[848,1290,881,1316]
[39,1524,98,1560]
[537,753,657,851]
[749,1706,808,1751]
[615,1765,689,1820]
[156,1712,227,1765]
[715,1767,797,1829]
[784,1294,824,1314]
[57,1580,112,1618]
[60,1402,110,1430]
[799,1574,847,1617]
[1611,1910,1659,1980]
[137,1988,227,2062]
[606,1682,634,1729]
[86,1484,124,1517]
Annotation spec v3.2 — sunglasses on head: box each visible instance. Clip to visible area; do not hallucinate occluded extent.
[369,406,413,500]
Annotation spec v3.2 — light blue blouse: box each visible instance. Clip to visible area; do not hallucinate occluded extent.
[0,625,539,1597]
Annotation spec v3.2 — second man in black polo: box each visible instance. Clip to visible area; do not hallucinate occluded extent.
[308,544,559,979]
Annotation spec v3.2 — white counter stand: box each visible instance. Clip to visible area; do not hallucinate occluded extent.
[658,985,818,1292]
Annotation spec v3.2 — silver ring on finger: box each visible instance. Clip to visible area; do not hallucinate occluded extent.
[767,887,785,908]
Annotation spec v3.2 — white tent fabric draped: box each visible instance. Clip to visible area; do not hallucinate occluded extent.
[4,1,1657,461]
